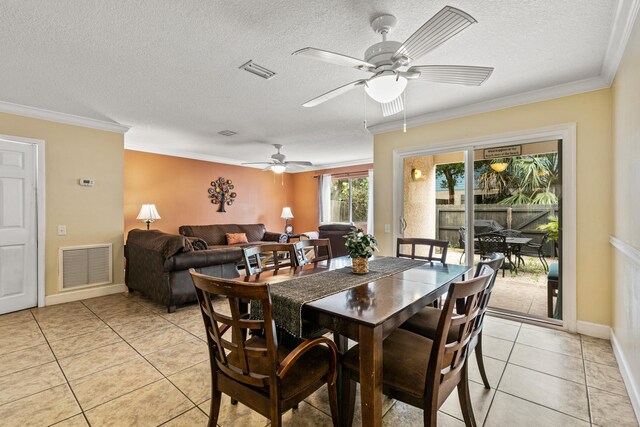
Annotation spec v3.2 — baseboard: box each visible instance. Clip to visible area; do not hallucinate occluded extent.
[611,329,640,424]
[45,283,127,306]
[576,320,611,339]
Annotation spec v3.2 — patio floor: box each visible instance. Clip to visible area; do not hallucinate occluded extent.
[446,250,559,320]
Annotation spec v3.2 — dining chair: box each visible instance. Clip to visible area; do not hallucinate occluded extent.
[189,269,340,427]
[396,237,449,263]
[242,244,296,277]
[340,271,493,427]
[292,238,332,266]
[400,253,505,389]
[477,233,513,276]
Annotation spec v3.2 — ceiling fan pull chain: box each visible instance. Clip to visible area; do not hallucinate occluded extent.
[363,87,367,129]
[403,89,407,133]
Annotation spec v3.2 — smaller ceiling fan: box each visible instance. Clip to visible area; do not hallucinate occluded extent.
[242,144,313,173]
[292,5,494,117]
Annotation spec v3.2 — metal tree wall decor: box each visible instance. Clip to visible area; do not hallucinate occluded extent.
[208,177,237,212]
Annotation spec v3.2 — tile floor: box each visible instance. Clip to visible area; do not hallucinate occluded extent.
[0,292,638,426]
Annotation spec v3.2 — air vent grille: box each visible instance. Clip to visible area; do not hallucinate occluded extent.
[59,244,112,290]
[218,130,237,136]
[239,60,276,80]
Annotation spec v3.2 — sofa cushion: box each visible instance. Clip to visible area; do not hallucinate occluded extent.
[179,224,268,246]
[226,232,249,245]
[165,247,244,271]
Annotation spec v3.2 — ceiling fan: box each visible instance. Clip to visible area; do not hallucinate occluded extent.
[292,6,494,117]
[242,144,313,173]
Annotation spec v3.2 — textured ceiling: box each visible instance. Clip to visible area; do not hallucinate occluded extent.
[0,1,617,167]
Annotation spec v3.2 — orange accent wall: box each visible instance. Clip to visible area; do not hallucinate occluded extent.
[124,150,295,236]
[290,164,373,234]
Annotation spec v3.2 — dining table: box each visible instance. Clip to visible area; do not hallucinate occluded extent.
[238,255,472,427]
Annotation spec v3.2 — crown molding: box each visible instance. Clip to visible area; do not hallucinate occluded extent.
[367,76,609,135]
[601,0,640,85]
[126,143,372,174]
[0,100,130,133]
[288,158,374,173]
[125,144,254,167]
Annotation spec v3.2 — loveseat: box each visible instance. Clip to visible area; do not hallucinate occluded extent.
[179,223,287,247]
[125,229,243,312]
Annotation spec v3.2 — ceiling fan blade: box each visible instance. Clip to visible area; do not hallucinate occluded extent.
[302,80,366,107]
[381,96,404,117]
[408,65,494,85]
[393,6,476,62]
[284,161,313,166]
[242,161,275,166]
[293,47,375,71]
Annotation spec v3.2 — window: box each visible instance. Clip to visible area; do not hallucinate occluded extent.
[320,171,373,232]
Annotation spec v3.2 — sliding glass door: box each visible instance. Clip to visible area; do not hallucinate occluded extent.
[473,140,562,322]
[399,139,563,324]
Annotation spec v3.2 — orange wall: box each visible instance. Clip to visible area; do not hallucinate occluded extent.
[290,164,373,234]
[124,150,295,236]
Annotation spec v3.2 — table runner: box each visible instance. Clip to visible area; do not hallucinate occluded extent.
[251,256,425,337]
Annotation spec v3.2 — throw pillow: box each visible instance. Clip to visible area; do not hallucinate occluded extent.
[226,232,249,245]
[186,237,209,250]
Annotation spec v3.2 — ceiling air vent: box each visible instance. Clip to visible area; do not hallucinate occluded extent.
[239,60,276,80]
[218,130,237,136]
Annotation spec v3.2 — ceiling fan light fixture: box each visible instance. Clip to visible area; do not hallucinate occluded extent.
[365,73,407,103]
[271,164,287,174]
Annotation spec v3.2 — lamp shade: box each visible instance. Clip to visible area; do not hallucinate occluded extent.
[364,73,407,103]
[137,204,161,221]
[280,207,294,219]
[271,164,287,174]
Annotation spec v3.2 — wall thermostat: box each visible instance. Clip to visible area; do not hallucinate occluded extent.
[79,178,95,187]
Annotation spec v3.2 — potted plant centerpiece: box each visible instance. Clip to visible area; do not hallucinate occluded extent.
[345,228,378,274]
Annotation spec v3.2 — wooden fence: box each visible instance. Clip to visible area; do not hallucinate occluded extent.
[436,204,558,257]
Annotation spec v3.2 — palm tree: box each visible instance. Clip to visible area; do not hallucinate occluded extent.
[477,154,558,205]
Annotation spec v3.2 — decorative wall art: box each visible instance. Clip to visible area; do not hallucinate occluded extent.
[209,177,237,212]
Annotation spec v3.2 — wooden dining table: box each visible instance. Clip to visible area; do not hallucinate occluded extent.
[239,256,472,427]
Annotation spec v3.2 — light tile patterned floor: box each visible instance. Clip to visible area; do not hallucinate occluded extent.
[0,293,637,426]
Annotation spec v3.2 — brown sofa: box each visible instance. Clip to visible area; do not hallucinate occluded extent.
[179,223,287,247]
[125,229,243,312]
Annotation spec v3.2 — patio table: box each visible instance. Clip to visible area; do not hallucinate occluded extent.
[239,255,471,427]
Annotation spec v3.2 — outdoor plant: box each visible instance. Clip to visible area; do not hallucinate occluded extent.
[537,215,559,241]
[345,228,378,259]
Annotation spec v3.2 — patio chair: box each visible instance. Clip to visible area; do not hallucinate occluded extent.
[189,270,340,427]
[458,226,481,263]
[525,233,550,272]
[477,233,515,276]
[497,229,525,268]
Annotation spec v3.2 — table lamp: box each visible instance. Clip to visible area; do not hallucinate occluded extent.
[281,207,294,234]
[137,204,161,230]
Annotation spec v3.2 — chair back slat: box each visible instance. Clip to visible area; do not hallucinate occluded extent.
[424,272,492,398]
[396,238,449,263]
[472,254,505,333]
[190,270,279,390]
[293,239,333,266]
[243,244,296,276]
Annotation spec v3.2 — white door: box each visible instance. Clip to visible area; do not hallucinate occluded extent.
[0,139,37,314]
